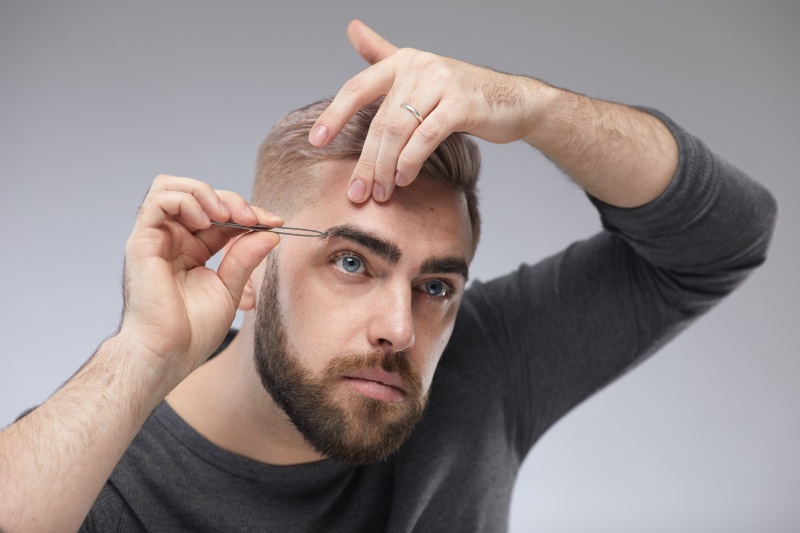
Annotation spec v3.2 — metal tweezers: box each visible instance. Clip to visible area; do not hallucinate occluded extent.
[210,221,327,238]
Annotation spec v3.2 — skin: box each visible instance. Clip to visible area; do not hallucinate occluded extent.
[167,158,472,465]
[0,19,678,533]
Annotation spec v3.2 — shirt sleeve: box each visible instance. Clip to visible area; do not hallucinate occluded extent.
[79,483,147,533]
[442,108,778,460]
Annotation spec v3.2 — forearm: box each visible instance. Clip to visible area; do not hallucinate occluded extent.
[523,81,678,208]
[0,336,176,533]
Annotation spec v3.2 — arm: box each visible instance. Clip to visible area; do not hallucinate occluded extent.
[0,176,281,532]
[448,111,776,454]
[310,20,677,208]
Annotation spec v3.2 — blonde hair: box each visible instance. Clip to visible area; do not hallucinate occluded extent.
[253,98,482,251]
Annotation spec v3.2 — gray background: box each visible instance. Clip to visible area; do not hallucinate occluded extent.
[1,1,797,531]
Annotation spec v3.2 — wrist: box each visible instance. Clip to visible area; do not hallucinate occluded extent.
[100,334,186,403]
[520,81,577,150]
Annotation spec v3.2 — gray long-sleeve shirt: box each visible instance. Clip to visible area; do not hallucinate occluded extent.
[81,110,777,532]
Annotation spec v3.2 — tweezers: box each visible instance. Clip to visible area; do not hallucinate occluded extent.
[210,221,327,238]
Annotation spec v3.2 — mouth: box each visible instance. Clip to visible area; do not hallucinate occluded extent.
[341,368,407,403]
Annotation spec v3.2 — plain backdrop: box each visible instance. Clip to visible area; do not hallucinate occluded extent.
[1,1,798,531]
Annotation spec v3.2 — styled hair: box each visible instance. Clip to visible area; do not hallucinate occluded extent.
[253,97,482,251]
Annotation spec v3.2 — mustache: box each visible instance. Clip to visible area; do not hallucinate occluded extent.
[322,350,422,396]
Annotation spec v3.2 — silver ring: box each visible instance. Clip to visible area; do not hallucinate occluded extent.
[400,103,423,123]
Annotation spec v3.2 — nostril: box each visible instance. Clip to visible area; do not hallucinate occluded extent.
[377,334,415,352]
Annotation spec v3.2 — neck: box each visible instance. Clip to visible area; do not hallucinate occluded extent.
[166,318,325,465]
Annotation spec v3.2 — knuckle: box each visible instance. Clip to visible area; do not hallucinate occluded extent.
[141,188,160,207]
[416,120,441,143]
[384,114,408,137]
[324,108,347,126]
[356,158,376,175]
[434,111,450,130]
[397,152,419,172]
[372,114,391,136]
[217,188,239,202]
[214,188,232,198]
[341,76,364,98]
[396,47,415,59]
[369,113,385,134]
[197,183,215,198]
[374,158,395,177]
[413,51,438,69]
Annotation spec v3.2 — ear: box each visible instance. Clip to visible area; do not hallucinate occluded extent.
[239,275,258,312]
[346,19,398,66]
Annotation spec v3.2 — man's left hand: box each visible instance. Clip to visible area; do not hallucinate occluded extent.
[309,19,547,203]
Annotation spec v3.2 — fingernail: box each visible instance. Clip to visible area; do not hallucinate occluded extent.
[395,170,409,187]
[348,179,367,201]
[372,182,385,202]
[218,201,230,217]
[309,125,328,146]
[202,211,211,225]
[244,204,258,218]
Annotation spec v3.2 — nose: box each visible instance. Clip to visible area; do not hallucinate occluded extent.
[366,284,416,353]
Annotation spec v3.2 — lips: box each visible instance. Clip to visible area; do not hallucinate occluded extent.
[341,368,407,403]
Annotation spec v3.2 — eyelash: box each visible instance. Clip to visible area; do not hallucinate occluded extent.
[330,251,458,300]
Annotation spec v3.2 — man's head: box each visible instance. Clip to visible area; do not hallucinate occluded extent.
[245,98,481,464]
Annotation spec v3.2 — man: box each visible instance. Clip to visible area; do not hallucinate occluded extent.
[0,20,776,532]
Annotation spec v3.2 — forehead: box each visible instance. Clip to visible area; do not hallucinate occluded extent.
[290,159,473,262]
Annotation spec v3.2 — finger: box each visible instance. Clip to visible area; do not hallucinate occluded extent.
[213,189,280,226]
[347,82,414,202]
[149,176,280,228]
[372,92,441,201]
[308,59,397,147]
[137,190,211,231]
[148,174,231,222]
[397,107,454,187]
[348,134,379,203]
[192,193,285,255]
[346,19,398,66]
[217,231,280,305]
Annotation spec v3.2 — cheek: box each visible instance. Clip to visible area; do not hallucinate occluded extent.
[275,265,368,372]
[414,308,458,392]
[273,266,323,371]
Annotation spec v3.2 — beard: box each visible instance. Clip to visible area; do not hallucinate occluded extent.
[253,262,428,464]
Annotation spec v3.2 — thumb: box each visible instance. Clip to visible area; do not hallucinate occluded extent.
[216,231,280,305]
[346,19,398,65]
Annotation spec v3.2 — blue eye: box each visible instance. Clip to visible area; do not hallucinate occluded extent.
[422,279,449,297]
[335,254,364,274]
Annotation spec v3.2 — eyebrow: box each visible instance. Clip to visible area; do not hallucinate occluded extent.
[325,224,469,281]
[325,224,401,264]
[420,257,469,282]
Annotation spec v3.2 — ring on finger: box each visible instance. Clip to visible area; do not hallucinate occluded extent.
[400,102,423,124]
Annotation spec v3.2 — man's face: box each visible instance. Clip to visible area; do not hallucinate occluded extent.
[253,159,473,464]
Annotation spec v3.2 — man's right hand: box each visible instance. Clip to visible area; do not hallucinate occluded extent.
[0,175,280,533]
[116,174,282,385]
